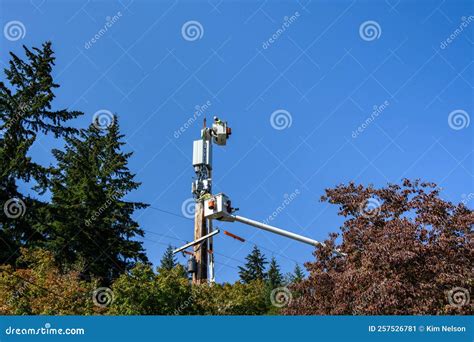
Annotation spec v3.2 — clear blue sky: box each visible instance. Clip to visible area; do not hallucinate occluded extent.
[1,0,473,282]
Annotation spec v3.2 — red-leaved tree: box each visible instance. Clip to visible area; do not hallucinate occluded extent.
[284,179,473,315]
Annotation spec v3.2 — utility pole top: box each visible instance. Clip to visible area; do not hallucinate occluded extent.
[183,116,345,284]
[189,117,232,285]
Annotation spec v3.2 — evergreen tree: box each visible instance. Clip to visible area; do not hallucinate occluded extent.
[291,264,305,283]
[238,245,267,283]
[42,118,147,282]
[160,245,177,271]
[0,42,82,264]
[267,257,283,288]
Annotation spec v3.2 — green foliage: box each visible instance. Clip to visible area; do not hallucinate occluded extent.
[192,280,270,315]
[291,264,305,283]
[0,42,82,265]
[238,245,267,283]
[160,245,177,271]
[267,257,283,289]
[0,42,81,183]
[41,120,148,282]
[109,263,192,315]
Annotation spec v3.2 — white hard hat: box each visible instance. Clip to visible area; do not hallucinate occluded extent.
[213,116,218,121]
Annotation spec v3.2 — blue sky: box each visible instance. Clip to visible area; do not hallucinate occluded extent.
[1,0,473,283]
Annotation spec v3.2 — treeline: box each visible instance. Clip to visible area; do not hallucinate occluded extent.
[0,244,303,315]
[1,43,472,315]
[0,42,147,283]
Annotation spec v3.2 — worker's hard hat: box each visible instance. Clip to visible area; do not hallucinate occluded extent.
[213,116,218,121]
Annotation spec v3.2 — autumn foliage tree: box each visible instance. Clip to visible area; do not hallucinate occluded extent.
[284,179,473,315]
[0,248,97,315]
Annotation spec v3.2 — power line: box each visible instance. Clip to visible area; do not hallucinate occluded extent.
[214,260,240,271]
[246,238,304,265]
[143,204,307,268]
[213,250,245,265]
[142,228,188,243]
[148,206,193,221]
[141,236,176,248]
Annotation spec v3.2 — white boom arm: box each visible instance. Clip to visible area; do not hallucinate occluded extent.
[204,193,346,257]
[232,215,324,248]
[230,215,345,257]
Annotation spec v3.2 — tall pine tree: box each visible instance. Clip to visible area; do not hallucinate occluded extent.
[160,245,177,271]
[291,264,305,283]
[42,118,147,282]
[267,257,283,288]
[0,42,82,264]
[238,245,267,283]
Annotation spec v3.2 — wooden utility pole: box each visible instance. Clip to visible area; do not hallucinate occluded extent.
[193,200,208,284]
